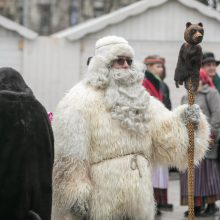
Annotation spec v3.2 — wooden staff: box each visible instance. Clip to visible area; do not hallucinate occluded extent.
[187,78,195,220]
[174,22,204,219]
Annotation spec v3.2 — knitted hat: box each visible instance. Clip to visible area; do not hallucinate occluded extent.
[94,36,134,64]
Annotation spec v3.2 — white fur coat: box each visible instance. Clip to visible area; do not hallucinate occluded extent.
[52,82,209,220]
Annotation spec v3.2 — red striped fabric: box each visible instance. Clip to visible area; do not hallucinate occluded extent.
[142,79,163,101]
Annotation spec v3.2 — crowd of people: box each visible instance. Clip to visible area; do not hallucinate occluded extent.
[0,35,219,220]
[180,52,220,217]
[142,51,220,218]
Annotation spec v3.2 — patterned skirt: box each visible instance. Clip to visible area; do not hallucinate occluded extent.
[154,188,168,205]
[180,159,220,206]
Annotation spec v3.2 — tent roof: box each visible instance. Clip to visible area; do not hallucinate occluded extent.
[0,14,38,40]
[52,0,220,41]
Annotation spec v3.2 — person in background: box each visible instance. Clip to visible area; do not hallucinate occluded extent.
[159,57,172,110]
[142,55,163,101]
[0,67,54,220]
[202,52,220,93]
[180,68,220,217]
[142,55,172,215]
[87,56,93,66]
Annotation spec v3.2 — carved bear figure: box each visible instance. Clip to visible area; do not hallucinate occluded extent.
[174,22,204,91]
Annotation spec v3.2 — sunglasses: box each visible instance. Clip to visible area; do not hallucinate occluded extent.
[114,57,133,66]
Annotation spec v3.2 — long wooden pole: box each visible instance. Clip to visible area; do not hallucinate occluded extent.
[187,78,195,220]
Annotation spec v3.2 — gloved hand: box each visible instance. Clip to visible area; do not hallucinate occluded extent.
[71,198,89,217]
[181,104,200,127]
[70,183,91,218]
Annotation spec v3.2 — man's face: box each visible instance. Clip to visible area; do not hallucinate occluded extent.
[111,56,133,69]
[202,62,217,78]
[147,63,163,78]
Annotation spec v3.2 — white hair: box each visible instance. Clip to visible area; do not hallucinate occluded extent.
[85,58,150,135]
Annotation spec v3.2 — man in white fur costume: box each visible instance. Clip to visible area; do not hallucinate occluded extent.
[52,36,209,220]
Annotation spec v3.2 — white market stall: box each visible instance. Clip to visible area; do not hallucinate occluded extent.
[28,0,220,111]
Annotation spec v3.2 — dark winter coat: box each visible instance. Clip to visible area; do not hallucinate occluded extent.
[181,84,220,159]
[0,68,54,220]
[160,81,172,110]
[213,73,220,94]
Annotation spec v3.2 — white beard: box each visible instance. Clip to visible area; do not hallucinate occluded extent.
[104,68,150,135]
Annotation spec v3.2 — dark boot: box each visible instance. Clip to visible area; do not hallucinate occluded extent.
[184,206,203,217]
[156,209,162,216]
[200,203,219,217]
[158,203,173,211]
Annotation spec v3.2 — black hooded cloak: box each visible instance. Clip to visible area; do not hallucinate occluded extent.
[0,67,54,220]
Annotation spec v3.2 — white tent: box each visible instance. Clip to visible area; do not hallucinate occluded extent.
[0,14,37,72]
[30,0,220,111]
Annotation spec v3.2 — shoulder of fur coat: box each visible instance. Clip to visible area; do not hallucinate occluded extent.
[55,81,102,111]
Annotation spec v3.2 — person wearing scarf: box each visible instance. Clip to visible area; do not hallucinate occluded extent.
[202,52,220,93]
[142,55,173,215]
[180,68,220,217]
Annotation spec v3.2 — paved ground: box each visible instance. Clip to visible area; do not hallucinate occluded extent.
[156,173,220,220]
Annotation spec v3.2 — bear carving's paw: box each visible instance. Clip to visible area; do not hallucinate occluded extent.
[175,81,184,88]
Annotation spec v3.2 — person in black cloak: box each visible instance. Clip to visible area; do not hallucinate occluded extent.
[0,67,54,220]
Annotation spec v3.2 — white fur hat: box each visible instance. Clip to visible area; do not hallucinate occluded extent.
[95,36,135,64]
[86,36,135,88]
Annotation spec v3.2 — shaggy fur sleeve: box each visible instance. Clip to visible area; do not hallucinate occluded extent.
[149,97,210,171]
[52,102,91,215]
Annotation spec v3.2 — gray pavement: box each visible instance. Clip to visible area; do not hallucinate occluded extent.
[156,174,220,220]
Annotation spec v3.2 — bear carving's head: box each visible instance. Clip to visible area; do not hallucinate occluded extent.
[184,22,204,45]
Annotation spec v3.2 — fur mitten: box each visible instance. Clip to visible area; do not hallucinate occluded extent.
[181,104,200,126]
